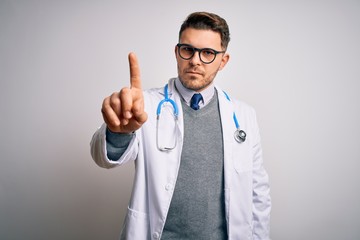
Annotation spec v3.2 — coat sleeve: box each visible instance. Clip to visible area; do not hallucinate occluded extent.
[90,123,139,169]
[251,111,271,239]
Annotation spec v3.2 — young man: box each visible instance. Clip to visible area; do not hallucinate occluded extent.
[91,12,271,240]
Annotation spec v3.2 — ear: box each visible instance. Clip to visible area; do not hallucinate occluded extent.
[218,53,230,71]
[174,45,178,58]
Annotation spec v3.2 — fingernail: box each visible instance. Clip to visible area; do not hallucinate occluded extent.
[124,111,132,119]
[122,119,129,125]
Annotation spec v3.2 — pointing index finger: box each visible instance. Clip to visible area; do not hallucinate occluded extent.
[128,52,142,89]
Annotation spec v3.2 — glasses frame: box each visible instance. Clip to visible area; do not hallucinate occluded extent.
[176,43,226,64]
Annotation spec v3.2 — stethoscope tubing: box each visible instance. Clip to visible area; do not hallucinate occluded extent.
[156,84,246,152]
[156,84,179,118]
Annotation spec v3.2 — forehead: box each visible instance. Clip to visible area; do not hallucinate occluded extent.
[179,28,222,49]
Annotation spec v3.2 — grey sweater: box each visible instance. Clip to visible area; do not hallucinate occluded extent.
[161,93,227,239]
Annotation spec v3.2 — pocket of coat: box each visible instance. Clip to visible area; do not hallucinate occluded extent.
[233,143,252,173]
[120,207,149,240]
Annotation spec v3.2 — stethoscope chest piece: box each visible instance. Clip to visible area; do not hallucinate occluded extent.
[234,129,246,143]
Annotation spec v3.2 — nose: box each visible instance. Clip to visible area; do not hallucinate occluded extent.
[189,50,201,65]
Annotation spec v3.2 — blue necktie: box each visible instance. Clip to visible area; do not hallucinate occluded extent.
[190,93,203,110]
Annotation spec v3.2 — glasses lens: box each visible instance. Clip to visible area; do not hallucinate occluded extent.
[178,44,219,64]
[200,49,216,63]
[179,45,194,59]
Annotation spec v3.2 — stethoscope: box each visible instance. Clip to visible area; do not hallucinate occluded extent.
[156,84,246,152]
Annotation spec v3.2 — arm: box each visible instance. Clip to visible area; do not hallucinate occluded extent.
[90,123,138,169]
[90,53,147,169]
[252,112,271,239]
[106,127,133,160]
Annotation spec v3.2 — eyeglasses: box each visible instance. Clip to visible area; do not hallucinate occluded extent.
[176,43,225,64]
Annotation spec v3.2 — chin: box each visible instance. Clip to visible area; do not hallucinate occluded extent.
[179,74,211,91]
[179,78,198,90]
[184,82,205,91]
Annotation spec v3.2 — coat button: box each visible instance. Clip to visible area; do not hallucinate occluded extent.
[152,232,160,239]
[165,183,173,191]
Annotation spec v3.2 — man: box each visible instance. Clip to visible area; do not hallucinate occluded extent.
[91,12,271,240]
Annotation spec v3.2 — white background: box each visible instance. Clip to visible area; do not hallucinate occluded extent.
[1,0,359,239]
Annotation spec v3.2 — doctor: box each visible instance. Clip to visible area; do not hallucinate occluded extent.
[91,12,271,240]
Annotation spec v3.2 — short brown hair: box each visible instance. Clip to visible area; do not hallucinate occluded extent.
[179,12,230,50]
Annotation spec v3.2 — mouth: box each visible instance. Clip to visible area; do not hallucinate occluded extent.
[185,70,202,75]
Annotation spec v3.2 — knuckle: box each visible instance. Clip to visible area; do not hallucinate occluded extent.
[102,96,110,106]
[120,87,130,95]
[110,97,120,109]
[132,103,142,115]
[110,92,119,99]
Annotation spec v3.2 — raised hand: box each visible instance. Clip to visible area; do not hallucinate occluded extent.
[101,53,148,133]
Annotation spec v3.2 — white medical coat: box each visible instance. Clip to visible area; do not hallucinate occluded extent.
[90,78,271,239]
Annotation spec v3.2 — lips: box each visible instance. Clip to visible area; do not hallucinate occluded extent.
[185,70,203,75]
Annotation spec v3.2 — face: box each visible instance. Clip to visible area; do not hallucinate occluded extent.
[175,28,230,92]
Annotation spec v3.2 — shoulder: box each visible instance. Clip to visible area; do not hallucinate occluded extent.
[233,98,256,116]
[216,86,256,115]
[143,78,177,99]
[144,86,162,96]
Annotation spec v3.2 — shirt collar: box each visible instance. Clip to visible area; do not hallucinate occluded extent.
[174,78,215,108]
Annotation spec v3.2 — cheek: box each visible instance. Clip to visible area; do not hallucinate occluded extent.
[211,61,224,73]
[176,60,187,72]
[205,65,220,76]
[176,62,182,72]
[218,62,225,71]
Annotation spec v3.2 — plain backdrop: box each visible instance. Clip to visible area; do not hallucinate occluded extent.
[1,0,359,239]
